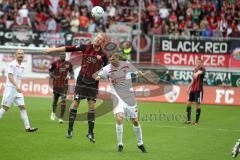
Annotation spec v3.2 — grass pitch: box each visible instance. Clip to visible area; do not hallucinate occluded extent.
[0,96,239,160]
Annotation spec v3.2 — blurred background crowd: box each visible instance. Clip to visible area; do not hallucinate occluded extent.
[0,0,239,37]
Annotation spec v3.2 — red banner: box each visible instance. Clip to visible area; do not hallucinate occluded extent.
[154,52,230,67]
[0,78,239,106]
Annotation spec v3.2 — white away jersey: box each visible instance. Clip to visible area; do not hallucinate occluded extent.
[6,60,25,88]
[98,61,138,106]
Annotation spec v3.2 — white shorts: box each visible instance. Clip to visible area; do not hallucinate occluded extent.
[113,97,138,119]
[1,87,25,107]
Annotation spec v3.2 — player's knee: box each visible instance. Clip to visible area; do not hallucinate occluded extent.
[2,106,9,111]
[132,118,139,126]
[196,104,201,109]
[61,99,66,105]
[88,100,95,110]
[187,101,192,106]
[19,105,26,110]
[116,114,124,124]
[71,100,79,109]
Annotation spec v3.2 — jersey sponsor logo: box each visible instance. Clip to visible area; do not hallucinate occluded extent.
[87,56,97,63]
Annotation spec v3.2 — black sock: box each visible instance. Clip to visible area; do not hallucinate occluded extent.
[196,108,201,123]
[52,94,59,113]
[60,101,66,118]
[88,110,95,134]
[186,106,191,121]
[68,109,77,131]
[52,105,57,113]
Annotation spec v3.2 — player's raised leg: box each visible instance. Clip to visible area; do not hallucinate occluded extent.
[66,99,79,138]
[86,99,96,143]
[115,112,124,152]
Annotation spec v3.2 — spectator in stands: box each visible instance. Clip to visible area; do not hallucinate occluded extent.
[229,27,240,37]
[106,2,116,18]
[169,11,178,23]
[218,15,228,34]
[200,15,209,30]
[202,24,213,37]
[18,4,29,18]
[191,22,201,36]
[208,11,217,30]
[79,6,89,32]
[192,1,201,24]
[82,0,93,12]
[181,26,191,38]
[60,14,70,32]
[237,21,240,32]
[151,22,161,34]
[159,2,169,20]
[46,16,57,32]
[169,0,178,11]
[159,20,169,35]
[88,19,96,32]
[70,15,80,33]
[0,14,6,29]
[213,25,223,37]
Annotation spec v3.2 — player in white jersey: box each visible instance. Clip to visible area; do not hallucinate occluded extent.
[0,49,38,132]
[93,52,147,153]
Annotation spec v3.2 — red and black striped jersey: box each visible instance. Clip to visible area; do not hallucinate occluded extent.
[66,44,108,80]
[49,60,73,89]
[191,67,206,92]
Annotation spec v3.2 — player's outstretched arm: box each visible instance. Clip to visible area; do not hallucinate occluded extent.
[44,47,66,54]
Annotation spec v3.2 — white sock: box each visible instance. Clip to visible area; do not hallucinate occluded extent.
[0,108,6,119]
[116,124,123,146]
[20,110,30,129]
[133,125,143,146]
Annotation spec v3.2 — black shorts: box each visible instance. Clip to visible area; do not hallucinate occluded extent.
[53,88,67,98]
[188,91,203,104]
[74,75,99,103]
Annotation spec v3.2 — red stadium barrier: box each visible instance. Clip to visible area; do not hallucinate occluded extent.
[0,77,239,106]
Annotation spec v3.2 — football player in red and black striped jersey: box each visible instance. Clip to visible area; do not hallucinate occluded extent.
[186,58,205,125]
[45,33,108,142]
[49,54,74,123]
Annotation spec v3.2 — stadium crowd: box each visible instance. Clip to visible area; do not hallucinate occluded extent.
[0,0,239,37]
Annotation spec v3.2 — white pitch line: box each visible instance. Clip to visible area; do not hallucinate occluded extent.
[27,119,240,133]
[95,122,240,133]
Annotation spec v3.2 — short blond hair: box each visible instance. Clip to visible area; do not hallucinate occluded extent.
[96,32,106,43]
[15,49,24,54]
